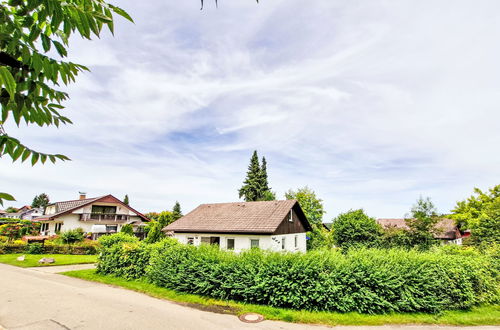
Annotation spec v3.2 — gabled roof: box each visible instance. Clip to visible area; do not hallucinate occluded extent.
[37,195,149,222]
[377,218,460,239]
[164,200,311,234]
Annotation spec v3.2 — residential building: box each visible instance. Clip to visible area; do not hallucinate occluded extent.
[377,218,463,244]
[163,200,311,253]
[36,193,149,238]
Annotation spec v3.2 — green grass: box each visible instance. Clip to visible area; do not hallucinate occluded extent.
[0,254,97,267]
[62,269,500,326]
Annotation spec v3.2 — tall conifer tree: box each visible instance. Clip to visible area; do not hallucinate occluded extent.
[238,151,262,202]
[172,201,183,220]
[123,194,130,205]
[260,157,270,192]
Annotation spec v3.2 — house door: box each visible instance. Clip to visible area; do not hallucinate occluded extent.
[209,237,220,245]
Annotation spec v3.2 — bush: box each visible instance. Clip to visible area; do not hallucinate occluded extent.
[60,228,85,244]
[26,243,44,254]
[98,232,139,248]
[120,224,134,235]
[96,242,154,279]
[96,239,499,314]
[332,209,382,249]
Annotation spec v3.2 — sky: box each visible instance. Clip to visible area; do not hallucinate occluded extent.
[1,0,500,220]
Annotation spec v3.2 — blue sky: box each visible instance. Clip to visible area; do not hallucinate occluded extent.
[1,0,499,220]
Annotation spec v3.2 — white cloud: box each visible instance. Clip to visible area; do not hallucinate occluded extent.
[2,0,499,219]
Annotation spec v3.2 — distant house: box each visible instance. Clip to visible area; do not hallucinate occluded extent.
[163,200,312,253]
[377,218,463,245]
[35,193,149,239]
[1,205,43,220]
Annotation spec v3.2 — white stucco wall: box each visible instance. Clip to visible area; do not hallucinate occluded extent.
[172,232,307,253]
[41,213,144,236]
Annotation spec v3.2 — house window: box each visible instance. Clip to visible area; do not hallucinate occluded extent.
[106,225,117,233]
[187,237,194,245]
[55,223,62,233]
[294,235,298,248]
[250,239,260,249]
[201,237,210,244]
[41,223,49,232]
[282,237,286,250]
[227,238,235,250]
[289,209,293,222]
[91,205,117,214]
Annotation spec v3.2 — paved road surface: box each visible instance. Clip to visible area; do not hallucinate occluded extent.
[0,263,497,330]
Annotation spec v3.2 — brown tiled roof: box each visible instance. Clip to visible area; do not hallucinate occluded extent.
[164,200,302,234]
[54,197,102,213]
[38,195,149,222]
[377,218,460,239]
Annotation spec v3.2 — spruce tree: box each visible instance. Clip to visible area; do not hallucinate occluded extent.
[238,151,262,202]
[260,157,270,192]
[123,194,130,205]
[172,201,183,220]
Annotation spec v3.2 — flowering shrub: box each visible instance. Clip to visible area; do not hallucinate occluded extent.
[0,221,40,241]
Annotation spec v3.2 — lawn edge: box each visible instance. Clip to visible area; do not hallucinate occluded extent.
[0,253,98,268]
[60,269,500,327]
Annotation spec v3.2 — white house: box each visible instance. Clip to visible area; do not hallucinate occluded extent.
[36,193,149,239]
[163,200,312,253]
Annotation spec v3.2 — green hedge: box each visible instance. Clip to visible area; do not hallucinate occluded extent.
[96,237,499,314]
[0,244,98,255]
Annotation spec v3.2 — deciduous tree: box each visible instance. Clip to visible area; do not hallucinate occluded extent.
[31,193,49,208]
[0,0,132,205]
[451,185,500,246]
[331,209,382,249]
[285,186,325,226]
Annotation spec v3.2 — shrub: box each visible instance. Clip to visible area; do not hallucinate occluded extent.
[60,228,85,244]
[26,243,44,254]
[332,209,382,249]
[0,221,40,241]
[97,240,499,314]
[96,242,154,279]
[98,232,139,248]
[120,224,134,235]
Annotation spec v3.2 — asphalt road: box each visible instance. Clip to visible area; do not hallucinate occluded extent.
[0,263,498,330]
[0,263,329,330]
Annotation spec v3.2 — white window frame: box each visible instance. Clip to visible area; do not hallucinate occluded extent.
[250,239,260,249]
[55,223,62,233]
[289,209,293,222]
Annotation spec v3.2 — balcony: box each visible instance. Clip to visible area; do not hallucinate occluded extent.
[80,213,130,222]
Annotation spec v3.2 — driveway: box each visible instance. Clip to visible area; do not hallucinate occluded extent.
[0,263,497,330]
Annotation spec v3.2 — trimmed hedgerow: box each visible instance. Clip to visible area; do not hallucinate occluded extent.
[96,237,499,314]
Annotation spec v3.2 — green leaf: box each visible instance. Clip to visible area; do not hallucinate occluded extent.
[52,40,68,57]
[109,5,134,23]
[31,152,40,166]
[41,33,51,52]
[0,192,16,207]
[21,149,32,162]
[0,66,17,100]
[12,144,25,162]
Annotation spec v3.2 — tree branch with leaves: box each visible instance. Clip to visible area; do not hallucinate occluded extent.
[0,0,133,205]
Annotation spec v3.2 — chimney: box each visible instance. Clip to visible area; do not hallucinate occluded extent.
[79,192,87,200]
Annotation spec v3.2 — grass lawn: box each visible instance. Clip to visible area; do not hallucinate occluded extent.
[62,269,500,326]
[0,254,97,268]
